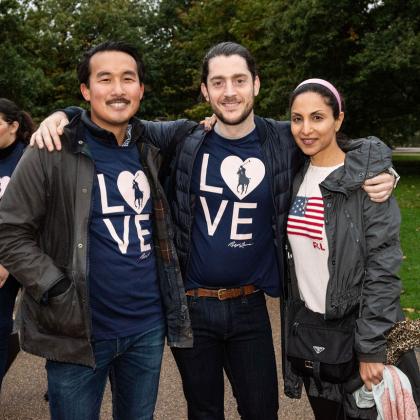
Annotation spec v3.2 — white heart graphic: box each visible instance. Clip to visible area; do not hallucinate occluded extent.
[0,176,11,199]
[220,156,265,200]
[117,170,150,214]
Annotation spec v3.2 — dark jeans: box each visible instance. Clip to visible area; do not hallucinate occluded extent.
[0,275,20,389]
[171,290,278,420]
[46,324,165,420]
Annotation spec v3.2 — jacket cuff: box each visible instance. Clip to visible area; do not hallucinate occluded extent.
[30,272,66,304]
[357,350,387,363]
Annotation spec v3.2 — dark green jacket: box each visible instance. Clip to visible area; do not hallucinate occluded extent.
[0,112,193,367]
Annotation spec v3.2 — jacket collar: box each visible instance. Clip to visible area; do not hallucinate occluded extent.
[254,115,268,145]
[63,110,146,153]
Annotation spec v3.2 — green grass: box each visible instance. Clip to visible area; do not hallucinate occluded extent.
[392,154,420,318]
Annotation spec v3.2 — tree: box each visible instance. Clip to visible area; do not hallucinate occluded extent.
[0,0,418,143]
[0,0,52,116]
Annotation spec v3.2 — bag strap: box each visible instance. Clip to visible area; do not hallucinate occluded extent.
[313,361,323,393]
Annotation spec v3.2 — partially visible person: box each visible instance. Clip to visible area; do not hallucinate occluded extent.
[0,42,192,419]
[0,98,34,390]
[283,79,420,419]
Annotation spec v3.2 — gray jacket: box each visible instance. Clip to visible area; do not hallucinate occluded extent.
[284,137,404,400]
[0,113,193,367]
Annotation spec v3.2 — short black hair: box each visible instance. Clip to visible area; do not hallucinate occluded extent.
[289,83,345,119]
[77,41,145,86]
[201,42,257,85]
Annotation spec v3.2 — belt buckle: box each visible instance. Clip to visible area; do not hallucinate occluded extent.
[304,360,314,369]
[217,288,228,300]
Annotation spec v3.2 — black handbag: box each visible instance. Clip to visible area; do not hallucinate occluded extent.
[286,300,357,390]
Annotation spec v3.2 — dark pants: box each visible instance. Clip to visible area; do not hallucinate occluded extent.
[306,395,358,420]
[0,275,20,389]
[171,291,278,420]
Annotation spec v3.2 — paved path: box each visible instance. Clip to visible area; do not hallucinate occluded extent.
[393,147,420,154]
[0,297,313,419]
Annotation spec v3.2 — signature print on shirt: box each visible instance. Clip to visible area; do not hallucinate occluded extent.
[0,176,10,199]
[220,156,265,200]
[98,170,152,255]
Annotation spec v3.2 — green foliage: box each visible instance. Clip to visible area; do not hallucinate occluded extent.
[393,154,420,318]
[348,1,420,146]
[0,0,52,115]
[0,0,419,143]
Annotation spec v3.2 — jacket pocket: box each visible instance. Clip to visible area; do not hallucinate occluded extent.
[37,280,86,338]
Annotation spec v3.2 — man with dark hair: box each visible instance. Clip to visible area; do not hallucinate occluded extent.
[30,41,394,419]
[0,41,192,419]
[77,41,146,86]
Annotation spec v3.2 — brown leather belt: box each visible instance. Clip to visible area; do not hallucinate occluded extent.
[185,285,258,301]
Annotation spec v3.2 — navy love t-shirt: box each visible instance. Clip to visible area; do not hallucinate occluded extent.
[84,127,163,340]
[186,128,280,296]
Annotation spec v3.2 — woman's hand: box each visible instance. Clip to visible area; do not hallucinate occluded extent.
[359,361,385,390]
[0,264,10,288]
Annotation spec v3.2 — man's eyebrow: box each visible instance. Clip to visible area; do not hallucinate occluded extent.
[121,70,138,77]
[95,70,138,78]
[209,73,249,81]
[95,71,112,78]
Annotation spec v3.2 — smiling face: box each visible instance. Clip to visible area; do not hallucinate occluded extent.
[201,54,260,128]
[291,91,345,166]
[80,50,144,137]
[0,115,18,149]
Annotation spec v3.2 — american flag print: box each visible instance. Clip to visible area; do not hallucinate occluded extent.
[287,196,325,241]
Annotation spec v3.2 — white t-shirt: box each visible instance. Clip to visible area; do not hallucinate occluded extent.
[287,163,343,313]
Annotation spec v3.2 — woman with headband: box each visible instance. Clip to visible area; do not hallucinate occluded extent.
[0,98,34,390]
[283,79,419,418]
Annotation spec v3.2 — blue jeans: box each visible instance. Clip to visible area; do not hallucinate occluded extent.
[0,275,20,389]
[46,324,165,420]
[171,291,278,420]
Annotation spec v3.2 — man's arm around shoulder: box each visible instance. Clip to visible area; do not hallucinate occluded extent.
[141,119,198,152]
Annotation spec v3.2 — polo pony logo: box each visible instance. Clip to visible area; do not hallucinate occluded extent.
[220,156,265,200]
[117,170,150,214]
[313,346,325,354]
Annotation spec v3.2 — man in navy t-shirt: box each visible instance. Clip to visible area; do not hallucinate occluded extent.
[170,44,281,420]
[0,42,193,420]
